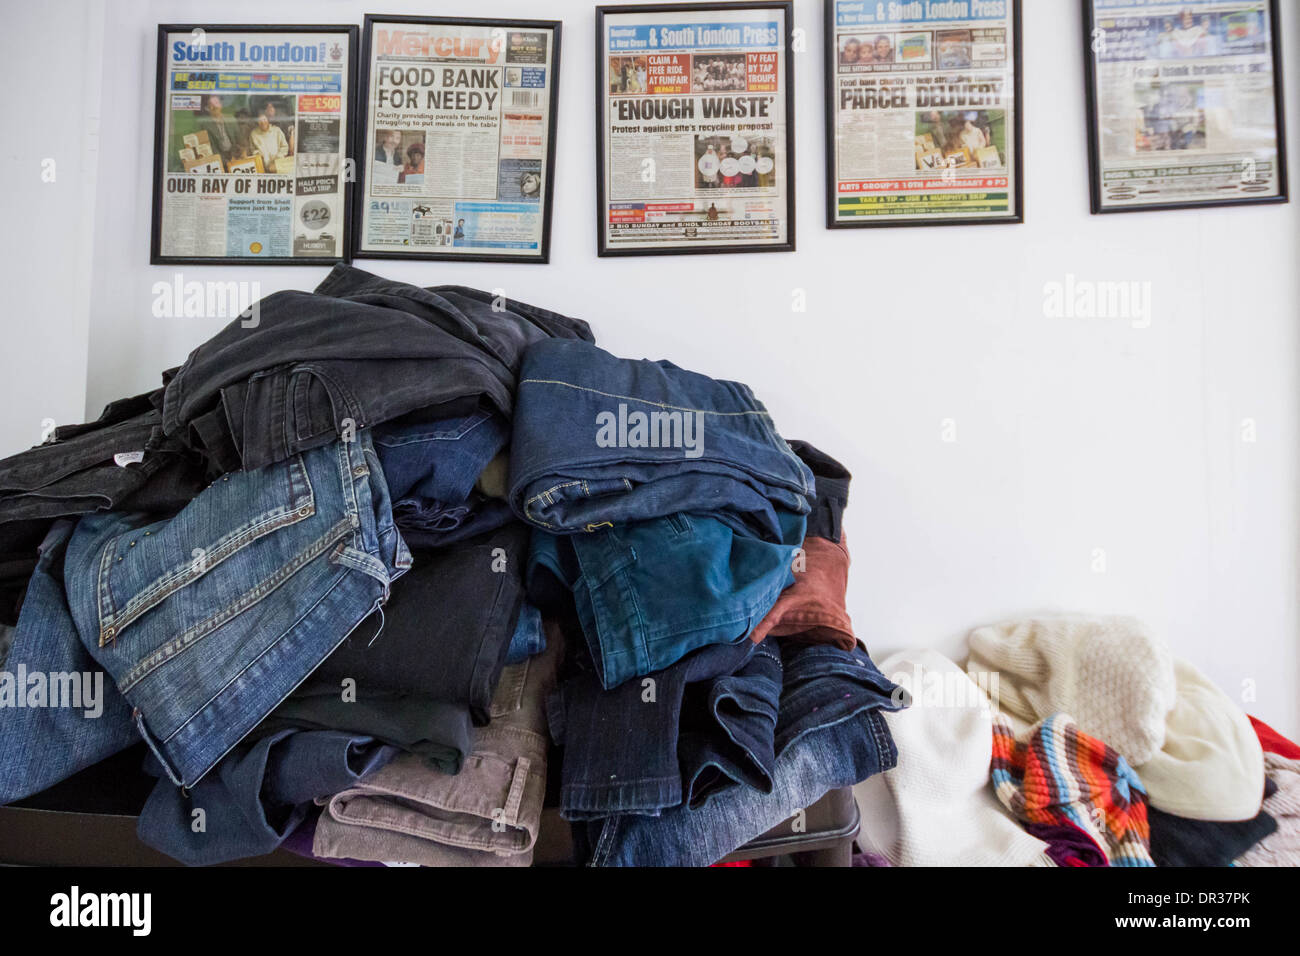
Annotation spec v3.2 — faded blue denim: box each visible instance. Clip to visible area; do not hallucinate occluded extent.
[63,433,409,789]
[0,520,137,805]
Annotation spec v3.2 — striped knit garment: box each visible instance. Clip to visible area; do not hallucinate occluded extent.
[991,712,1155,867]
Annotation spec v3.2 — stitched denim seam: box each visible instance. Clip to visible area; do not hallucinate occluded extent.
[564,774,680,790]
[105,496,314,631]
[287,370,310,461]
[600,580,789,649]
[331,780,541,847]
[464,569,509,713]
[518,379,774,418]
[591,813,620,866]
[347,757,541,812]
[373,411,490,446]
[523,480,585,527]
[330,809,533,852]
[95,528,125,631]
[776,700,894,758]
[161,567,382,776]
[295,363,364,429]
[101,498,318,645]
[119,515,354,692]
[335,437,366,542]
[99,456,314,644]
[521,456,806,507]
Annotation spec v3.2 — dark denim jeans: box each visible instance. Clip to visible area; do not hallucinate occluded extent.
[376,407,507,514]
[0,520,138,805]
[550,636,781,820]
[581,641,905,866]
[311,523,527,726]
[255,524,529,775]
[394,493,515,550]
[528,509,804,689]
[137,727,397,866]
[262,689,469,776]
[64,432,410,789]
[508,339,812,542]
[0,394,205,554]
[374,410,512,550]
[162,265,594,474]
[786,440,850,543]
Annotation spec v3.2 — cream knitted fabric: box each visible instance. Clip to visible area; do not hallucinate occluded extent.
[1135,658,1265,821]
[965,616,1175,765]
[1234,753,1300,867]
[854,649,1052,867]
[965,616,1264,821]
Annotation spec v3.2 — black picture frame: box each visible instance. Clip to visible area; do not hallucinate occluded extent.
[822,0,1024,229]
[350,14,563,264]
[595,1,797,257]
[1082,0,1289,214]
[150,24,359,266]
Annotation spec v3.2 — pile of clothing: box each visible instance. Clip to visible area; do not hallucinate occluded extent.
[0,265,902,867]
[854,616,1297,867]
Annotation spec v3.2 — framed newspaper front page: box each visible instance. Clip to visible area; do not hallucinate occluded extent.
[1083,0,1288,213]
[596,2,796,256]
[824,0,1023,228]
[352,16,562,263]
[151,24,358,265]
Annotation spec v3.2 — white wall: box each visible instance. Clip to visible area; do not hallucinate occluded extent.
[0,0,103,455]
[21,0,1300,733]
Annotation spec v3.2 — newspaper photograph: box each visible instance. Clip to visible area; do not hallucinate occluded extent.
[827,0,1021,226]
[1086,0,1286,211]
[355,17,559,261]
[597,3,794,255]
[152,27,353,263]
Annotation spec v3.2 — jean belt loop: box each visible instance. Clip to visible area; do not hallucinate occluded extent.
[132,707,185,789]
[502,756,531,826]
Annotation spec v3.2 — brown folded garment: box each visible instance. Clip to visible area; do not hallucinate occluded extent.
[749,533,856,650]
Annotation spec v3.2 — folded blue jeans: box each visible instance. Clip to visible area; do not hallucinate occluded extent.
[0,520,138,805]
[374,409,509,545]
[528,509,804,689]
[508,339,813,542]
[550,636,781,820]
[137,728,398,866]
[64,432,410,789]
[582,641,905,866]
